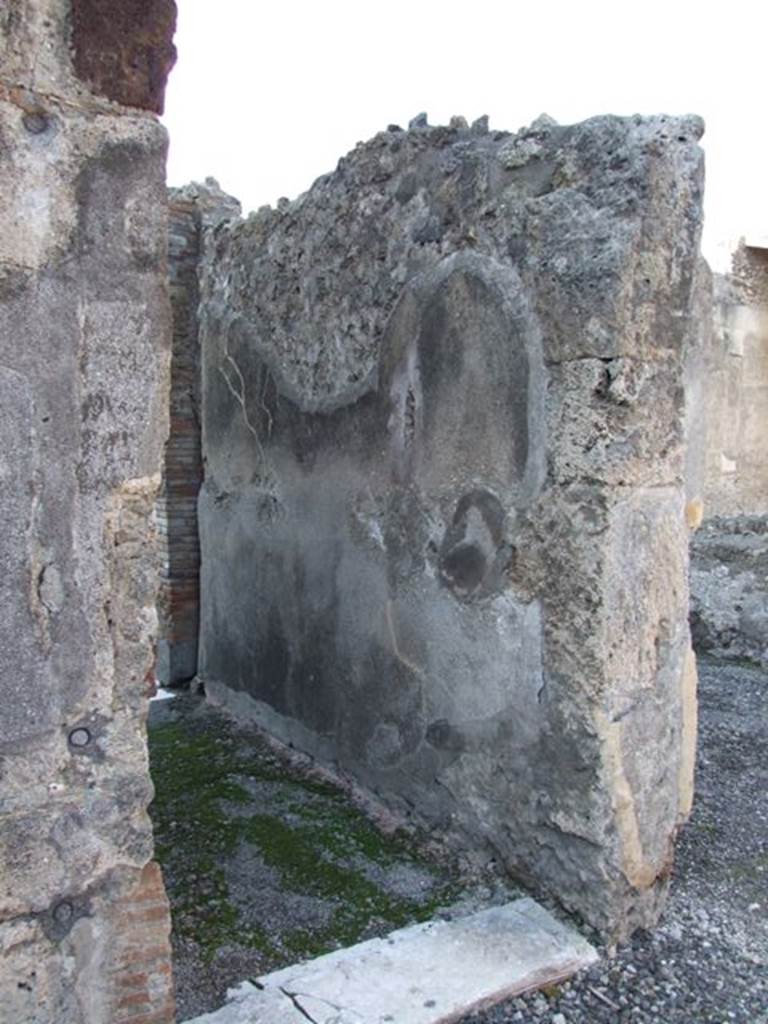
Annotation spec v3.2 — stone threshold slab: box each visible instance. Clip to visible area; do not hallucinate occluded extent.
[183,897,598,1024]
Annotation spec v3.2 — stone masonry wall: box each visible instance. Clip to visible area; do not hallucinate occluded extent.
[157,196,203,685]
[687,246,768,668]
[157,182,240,687]
[0,3,176,1022]
[198,113,704,940]
[701,248,768,518]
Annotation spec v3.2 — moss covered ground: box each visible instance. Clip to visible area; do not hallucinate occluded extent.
[147,694,468,1000]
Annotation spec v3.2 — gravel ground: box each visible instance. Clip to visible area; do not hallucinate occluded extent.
[147,694,518,1021]
[152,656,767,1023]
[462,656,768,1024]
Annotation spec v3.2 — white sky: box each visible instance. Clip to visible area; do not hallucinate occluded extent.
[163,0,767,270]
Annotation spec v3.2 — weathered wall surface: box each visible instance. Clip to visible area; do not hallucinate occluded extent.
[157,182,240,686]
[700,248,768,518]
[687,246,768,667]
[0,3,176,1022]
[198,113,704,938]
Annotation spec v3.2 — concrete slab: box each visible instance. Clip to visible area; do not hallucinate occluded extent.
[183,897,598,1024]
[182,983,300,1023]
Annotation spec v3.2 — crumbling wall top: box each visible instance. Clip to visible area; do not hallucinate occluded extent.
[203,112,704,415]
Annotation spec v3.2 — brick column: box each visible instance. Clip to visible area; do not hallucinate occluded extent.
[157,198,204,684]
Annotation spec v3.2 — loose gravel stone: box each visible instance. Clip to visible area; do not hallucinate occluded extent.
[152,657,767,1023]
[460,657,768,1024]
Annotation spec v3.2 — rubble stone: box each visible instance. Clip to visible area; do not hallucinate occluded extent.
[690,515,768,667]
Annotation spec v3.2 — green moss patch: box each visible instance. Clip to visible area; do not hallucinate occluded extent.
[148,699,462,967]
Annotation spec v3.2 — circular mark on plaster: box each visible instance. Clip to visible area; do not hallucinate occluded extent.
[440,542,487,594]
[68,727,91,748]
[43,896,88,942]
[22,112,50,134]
[425,719,466,753]
[438,489,506,600]
[53,901,73,924]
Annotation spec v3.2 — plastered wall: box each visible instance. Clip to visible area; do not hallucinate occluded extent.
[0,3,177,1021]
[197,113,705,939]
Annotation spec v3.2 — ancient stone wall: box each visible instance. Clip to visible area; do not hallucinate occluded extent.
[0,3,176,1021]
[700,247,768,518]
[197,113,704,939]
[157,195,203,685]
[687,245,768,666]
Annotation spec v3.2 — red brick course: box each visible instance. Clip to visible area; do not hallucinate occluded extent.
[108,863,175,1024]
[156,199,203,683]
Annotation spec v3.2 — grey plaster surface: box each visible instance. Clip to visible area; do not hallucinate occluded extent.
[197,113,704,938]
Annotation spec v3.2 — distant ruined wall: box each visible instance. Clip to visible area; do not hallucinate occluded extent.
[687,244,768,667]
[198,113,704,939]
[701,247,768,518]
[0,3,176,1022]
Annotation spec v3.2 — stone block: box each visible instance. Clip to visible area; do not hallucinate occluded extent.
[70,0,177,114]
[690,515,768,667]
[183,898,597,1024]
[197,114,704,938]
